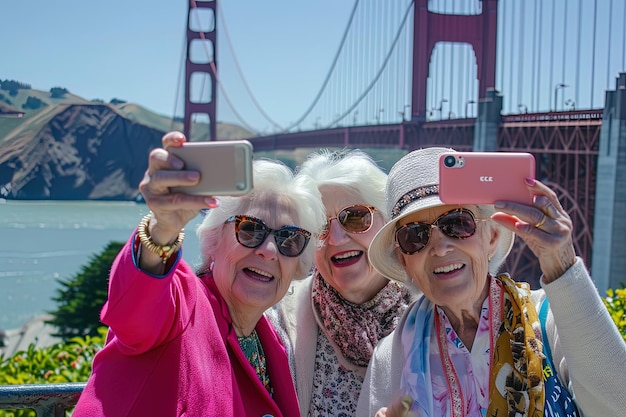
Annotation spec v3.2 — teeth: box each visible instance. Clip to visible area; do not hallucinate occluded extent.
[434,263,463,274]
[247,267,273,278]
[333,251,361,260]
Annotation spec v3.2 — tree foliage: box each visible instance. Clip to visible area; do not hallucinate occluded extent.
[49,87,69,98]
[0,79,31,96]
[21,96,45,110]
[0,328,106,417]
[46,241,123,339]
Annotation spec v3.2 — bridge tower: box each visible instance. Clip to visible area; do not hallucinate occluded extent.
[184,0,217,141]
[412,0,498,122]
[592,72,626,293]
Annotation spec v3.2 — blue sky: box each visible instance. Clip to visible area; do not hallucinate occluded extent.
[2,0,354,132]
[3,1,625,133]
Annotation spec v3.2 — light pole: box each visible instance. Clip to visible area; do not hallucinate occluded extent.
[518,103,528,113]
[465,100,476,118]
[553,83,568,111]
[436,98,448,120]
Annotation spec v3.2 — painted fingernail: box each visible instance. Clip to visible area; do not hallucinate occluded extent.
[525,177,536,186]
[401,395,413,410]
[187,171,200,180]
[205,197,219,207]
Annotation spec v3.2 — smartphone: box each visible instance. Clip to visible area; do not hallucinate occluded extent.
[439,152,535,205]
[169,140,253,196]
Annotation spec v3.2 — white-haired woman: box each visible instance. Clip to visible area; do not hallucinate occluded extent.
[269,149,416,417]
[357,147,626,417]
[74,131,325,417]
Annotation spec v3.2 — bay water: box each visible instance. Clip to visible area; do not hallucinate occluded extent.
[0,200,202,331]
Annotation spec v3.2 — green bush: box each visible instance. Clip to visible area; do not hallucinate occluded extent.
[0,327,106,417]
[0,328,106,385]
[21,96,44,110]
[50,87,69,98]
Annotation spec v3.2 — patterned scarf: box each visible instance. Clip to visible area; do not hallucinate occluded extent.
[488,274,545,417]
[401,274,545,417]
[311,271,413,367]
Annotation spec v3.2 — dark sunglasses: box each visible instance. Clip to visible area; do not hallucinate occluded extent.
[225,215,311,257]
[395,208,482,255]
[319,205,377,240]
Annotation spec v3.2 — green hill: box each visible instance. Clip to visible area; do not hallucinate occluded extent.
[0,81,254,143]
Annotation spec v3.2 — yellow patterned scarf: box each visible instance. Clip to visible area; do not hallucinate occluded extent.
[488,274,545,417]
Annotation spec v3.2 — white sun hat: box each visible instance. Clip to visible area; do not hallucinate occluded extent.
[368,147,516,283]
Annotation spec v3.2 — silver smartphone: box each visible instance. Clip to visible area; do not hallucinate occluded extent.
[169,140,253,196]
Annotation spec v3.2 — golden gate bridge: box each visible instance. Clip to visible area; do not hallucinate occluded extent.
[182,0,625,292]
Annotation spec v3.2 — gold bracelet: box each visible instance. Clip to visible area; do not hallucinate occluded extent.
[137,214,185,264]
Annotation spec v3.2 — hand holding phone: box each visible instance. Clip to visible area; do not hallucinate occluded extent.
[439,152,535,205]
[169,140,253,196]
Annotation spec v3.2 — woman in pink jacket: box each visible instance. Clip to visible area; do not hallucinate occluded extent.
[73,131,325,417]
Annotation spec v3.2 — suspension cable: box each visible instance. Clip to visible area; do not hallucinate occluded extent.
[216,4,284,131]
[277,0,361,133]
[326,0,413,128]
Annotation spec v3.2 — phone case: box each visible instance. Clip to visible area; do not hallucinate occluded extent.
[439,152,535,205]
[169,140,253,196]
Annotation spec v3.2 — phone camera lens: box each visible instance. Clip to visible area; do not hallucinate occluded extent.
[444,155,456,168]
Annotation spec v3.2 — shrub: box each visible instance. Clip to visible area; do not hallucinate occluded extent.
[50,87,69,98]
[21,96,44,110]
[0,327,107,417]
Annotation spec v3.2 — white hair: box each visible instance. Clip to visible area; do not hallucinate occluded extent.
[296,149,388,221]
[196,158,325,279]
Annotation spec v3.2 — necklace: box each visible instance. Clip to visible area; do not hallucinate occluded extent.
[237,329,272,395]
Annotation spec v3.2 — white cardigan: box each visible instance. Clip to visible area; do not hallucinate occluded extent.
[356,258,626,417]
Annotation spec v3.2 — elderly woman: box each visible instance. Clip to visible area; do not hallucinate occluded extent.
[268,149,415,417]
[357,147,626,417]
[73,132,325,417]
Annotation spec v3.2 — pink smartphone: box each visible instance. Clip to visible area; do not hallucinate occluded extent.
[439,152,535,205]
[169,140,253,196]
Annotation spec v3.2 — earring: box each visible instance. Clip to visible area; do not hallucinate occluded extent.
[488,254,492,262]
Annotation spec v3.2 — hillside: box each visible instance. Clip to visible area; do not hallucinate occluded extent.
[0,83,255,200]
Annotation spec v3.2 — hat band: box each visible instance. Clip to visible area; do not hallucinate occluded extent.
[391,184,439,218]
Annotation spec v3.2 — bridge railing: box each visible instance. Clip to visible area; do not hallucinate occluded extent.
[0,383,85,417]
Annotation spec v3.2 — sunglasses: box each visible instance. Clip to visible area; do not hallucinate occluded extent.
[225,215,311,257]
[319,205,377,240]
[395,208,482,255]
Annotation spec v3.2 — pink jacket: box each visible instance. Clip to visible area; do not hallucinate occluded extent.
[73,234,300,417]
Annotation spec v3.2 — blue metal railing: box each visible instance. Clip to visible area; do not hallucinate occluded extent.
[0,383,85,416]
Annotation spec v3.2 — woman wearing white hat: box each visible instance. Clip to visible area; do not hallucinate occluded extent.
[356,147,626,417]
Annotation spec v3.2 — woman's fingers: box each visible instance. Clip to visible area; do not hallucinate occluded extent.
[162,131,186,149]
[138,131,220,234]
[492,178,577,282]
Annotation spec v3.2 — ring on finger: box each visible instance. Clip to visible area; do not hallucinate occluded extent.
[534,214,547,229]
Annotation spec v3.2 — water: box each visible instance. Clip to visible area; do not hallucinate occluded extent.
[0,200,202,331]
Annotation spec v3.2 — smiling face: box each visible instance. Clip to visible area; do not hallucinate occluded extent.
[211,198,302,323]
[315,185,389,304]
[397,204,499,312]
